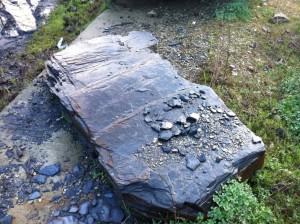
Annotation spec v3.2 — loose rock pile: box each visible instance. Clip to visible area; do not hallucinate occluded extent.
[46,31,265,220]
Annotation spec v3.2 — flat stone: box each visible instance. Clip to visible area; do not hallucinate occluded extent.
[28,191,41,200]
[161,121,173,130]
[226,111,236,117]
[37,162,60,176]
[186,155,201,171]
[31,175,47,185]
[187,113,200,123]
[82,180,93,194]
[158,130,173,141]
[79,201,91,215]
[69,205,79,213]
[45,31,266,220]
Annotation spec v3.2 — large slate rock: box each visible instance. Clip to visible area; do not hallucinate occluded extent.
[45,31,265,220]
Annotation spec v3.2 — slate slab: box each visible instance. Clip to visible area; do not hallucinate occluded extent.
[45,31,265,220]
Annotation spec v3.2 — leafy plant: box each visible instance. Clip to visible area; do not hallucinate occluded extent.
[215,0,251,21]
[205,179,275,224]
[277,68,300,137]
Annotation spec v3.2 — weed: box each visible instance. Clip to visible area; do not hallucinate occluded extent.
[215,0,251,21]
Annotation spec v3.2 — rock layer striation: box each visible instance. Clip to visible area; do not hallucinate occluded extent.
[45,31,265,220]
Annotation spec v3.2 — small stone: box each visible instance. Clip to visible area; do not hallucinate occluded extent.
[111,207,124,222]
[158,130,173,141]
[177,115,186,124]
[216,108,223,113]
[82,180,93,194]
[163,105,172,112]
[186,155,201,171]
[171,148,179,153]
[143,107,150,115]
[37,163,60,176]
[5,149,14,159]
[167,99,182,108]
[144,115,152,123]
[215,156,222,163]
[252,135,262,144]
[178,148,186,156]
[50,195,61,203]
[199,89,206,94]
[187,113,200,123]
[79,201,91,215]
[179,94,189,102]
[198,154,207,163]
[28,191,41,200]
[274,115,281,121]
[151,123,161,132]
[161,146,171,153]
[69,205,79,213]
[168,40,181,47]
[31,175,47,185]
[147,10,157,18]
[172,125,181,136]
[226,111,236,117]
[161,121,173,130]
[1,215,12,224]
[269,12,289,24]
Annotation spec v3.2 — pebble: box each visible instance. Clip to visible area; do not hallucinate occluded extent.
[161,146,171,153]
[111,206,124,222]
[252,135,262,144]
[226,111,236,117]
[179,94,189,102]
[82,180,93,195]
[198,154,207,163]
[158,130,173,141]
[168,40,181,47]
[31,175,47,185]
[37,162,60,176]
[79,201,91,215]
[28,191,41,200]
[186,155,201,171]
[167,98,182,108]
[187,113,200,123]
[48,216,78,224]
[161,121,173,130]
[69,205,79,213]
[144,115,153,123]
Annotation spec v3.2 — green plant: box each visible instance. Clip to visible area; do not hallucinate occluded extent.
[277,68,300,137]
[215,0,251,21]
[205,179,275,224]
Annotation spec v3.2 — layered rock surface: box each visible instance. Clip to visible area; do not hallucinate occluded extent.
[45,31,265,220]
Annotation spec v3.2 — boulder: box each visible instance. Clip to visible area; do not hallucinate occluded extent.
[45,31,265,220]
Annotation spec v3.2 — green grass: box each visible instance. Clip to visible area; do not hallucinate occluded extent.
[0,0,108,111]
[191,0,300,222]
[215,0,251,21]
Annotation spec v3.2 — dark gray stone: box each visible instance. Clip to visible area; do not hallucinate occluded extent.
[110,207,124,223]
[37,162,60,176]
[198,154,207,163]
[45,31,266,220]
[82,180,93,194]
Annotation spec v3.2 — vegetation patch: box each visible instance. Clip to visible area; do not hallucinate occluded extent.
[0,0,108,111]
[215,0,251,21]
